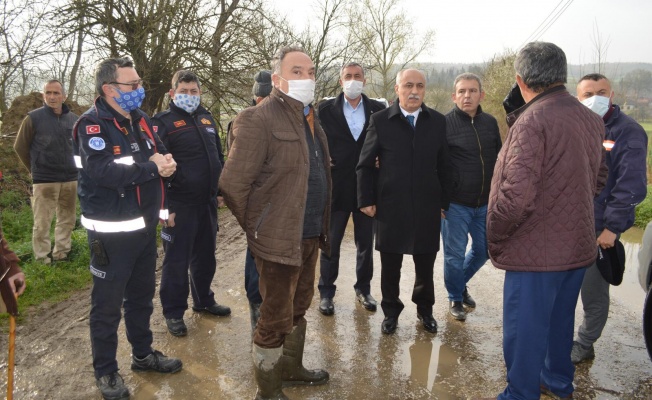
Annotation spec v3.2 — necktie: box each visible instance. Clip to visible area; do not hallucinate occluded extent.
[406,114,415,128]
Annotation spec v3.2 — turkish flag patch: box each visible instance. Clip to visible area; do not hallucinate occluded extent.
[173,120,186,128]
[86,125,101,134]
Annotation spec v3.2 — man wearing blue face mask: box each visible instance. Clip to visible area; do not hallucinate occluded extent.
[74,57,182,400]
[572,73,648,364]
[152,70,231,338]
[220,45,331,400]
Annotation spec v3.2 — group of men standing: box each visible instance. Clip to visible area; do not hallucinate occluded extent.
[8,39,648,400]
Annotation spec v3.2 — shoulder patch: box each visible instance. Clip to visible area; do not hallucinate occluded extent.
[86,125,101,135]
[173,120,186,128]
[88,137,106,151]
[153,126,159,133]
[201,118,211,125]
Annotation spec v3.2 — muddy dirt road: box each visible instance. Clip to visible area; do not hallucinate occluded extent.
[1,210,651,399]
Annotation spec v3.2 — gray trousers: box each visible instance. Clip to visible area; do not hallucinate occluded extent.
[577,260,611,347]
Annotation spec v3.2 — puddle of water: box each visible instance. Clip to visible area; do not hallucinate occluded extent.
[612,226,646,315]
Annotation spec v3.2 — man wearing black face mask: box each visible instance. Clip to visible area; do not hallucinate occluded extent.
[152,70,230,338]
[74,57,182,400]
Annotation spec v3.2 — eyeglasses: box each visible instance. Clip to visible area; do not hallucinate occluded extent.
[109,79,143,91]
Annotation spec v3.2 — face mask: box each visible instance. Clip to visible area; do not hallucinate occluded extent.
[581,95,610,118]
[174,94,201,114]
[343,79,364,99]
[281,78,315,107]
[113,87,145,112]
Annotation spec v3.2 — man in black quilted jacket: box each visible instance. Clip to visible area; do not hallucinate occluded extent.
[442,73,501,321]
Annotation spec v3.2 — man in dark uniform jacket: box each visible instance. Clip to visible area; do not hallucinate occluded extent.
[316,62,385,316]
[357,68,450,335]
[74,57,182,400]
[152,70,231,338]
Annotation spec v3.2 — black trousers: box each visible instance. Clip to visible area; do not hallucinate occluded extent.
[88,228,157,379]
[160,202,218,319]
[379,251,437,318]
[318,210,374,298]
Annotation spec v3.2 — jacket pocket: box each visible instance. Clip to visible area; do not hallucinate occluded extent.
[272,130,300,141]
[255,202,272,239]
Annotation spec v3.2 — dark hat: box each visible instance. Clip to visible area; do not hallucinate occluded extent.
[596,240,626,286]
[253,70,272,98]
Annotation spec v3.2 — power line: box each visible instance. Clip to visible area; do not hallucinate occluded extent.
[519,0,575,49]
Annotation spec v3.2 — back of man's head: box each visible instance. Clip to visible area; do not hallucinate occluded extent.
[514,42,567,93]
[252,70,272,99]
[95,57,134,97]
[172,70,201,90]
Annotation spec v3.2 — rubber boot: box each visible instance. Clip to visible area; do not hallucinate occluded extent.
[281,319,329,387]
[250,302,261,339]
[252,344,288,400]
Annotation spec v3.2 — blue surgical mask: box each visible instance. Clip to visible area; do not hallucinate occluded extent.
[173,94,201,114]
[113,87,146,112]
[581,95,610,118]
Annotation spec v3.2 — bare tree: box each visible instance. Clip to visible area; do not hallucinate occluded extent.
[292,0,349,102]
[352,0,434,100]
[0,0,50,113]
[589,20,611,75]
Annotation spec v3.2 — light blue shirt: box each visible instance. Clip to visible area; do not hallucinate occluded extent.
[343,96,366,141]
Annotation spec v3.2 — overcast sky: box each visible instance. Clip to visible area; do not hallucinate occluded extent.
[271,0,652,65]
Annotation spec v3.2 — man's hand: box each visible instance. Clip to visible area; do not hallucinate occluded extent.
[166,212,176,228]
[8,272,26,296]
[597,228,617,249]
[150,153,177,177]
[217,196,225,208]
[360,205,376,218]
[441,209,446,219]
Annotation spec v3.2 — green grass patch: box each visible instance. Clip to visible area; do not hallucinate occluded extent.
[635,185,652,228]
[1,193,91,324]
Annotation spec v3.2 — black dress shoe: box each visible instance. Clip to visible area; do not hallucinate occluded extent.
[192,303,231,316]
[463,286,476,308]
[449,301,466,321]
[318,298,334,316]
[165,318,188,337]
[417,314,438,333]
[381,317,398,334]
[355,291,377,312]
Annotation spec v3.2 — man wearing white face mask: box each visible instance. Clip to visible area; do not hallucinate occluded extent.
[572,73,648,364]
[316,62,386,317]
[220,46,331,400]
[152,70,231,338]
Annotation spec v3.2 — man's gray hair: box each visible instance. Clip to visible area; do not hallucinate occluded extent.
[514,42,567,93]
[453,73,483,92]
[396,69,426,85]
[44,79,65,96]
[95,57,134,97]
[271,45,306,74]
[340,62,365,78]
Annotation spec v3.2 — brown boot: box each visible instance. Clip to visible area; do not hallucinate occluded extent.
[281,319,329,387]
[252,344,288,400]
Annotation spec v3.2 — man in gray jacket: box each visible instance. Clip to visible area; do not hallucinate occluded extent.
[14,80,78,264]
[220,45,331,400]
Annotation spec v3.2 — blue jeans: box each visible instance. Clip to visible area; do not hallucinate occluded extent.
[441,203,488,302]
[498,268,586,400]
